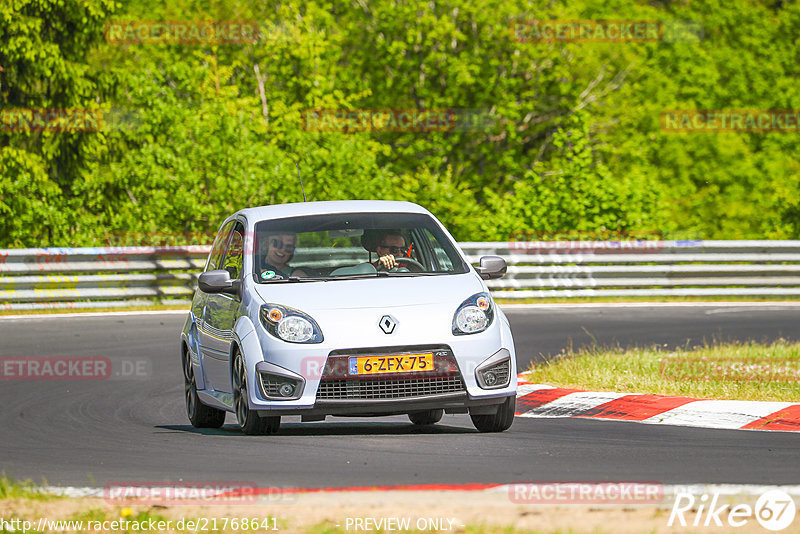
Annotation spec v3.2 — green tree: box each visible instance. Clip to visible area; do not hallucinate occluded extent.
[484,110,658,241]
[0,0,117,246]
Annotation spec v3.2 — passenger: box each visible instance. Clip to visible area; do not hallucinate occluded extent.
[260,233,306,279]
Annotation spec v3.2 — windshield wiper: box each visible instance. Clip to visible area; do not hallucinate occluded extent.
[380,271,448,277]
[260,276,322,283]
[322,272,386,280]
[259,272,450,282]
[330,271,448,278]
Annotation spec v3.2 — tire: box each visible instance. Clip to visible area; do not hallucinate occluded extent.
[183,350,225,428]
[233,351,280,435]
[408,409,444,425]
[470,396,515,433]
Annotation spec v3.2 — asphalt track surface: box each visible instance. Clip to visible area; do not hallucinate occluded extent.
[0,305,798,488]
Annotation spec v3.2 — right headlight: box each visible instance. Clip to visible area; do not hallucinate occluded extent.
[260,304,324,343]
[452,292,494,335]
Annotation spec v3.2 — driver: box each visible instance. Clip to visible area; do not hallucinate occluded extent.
[374,230,409,270]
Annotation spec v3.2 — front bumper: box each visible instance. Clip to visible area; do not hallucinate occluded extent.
[240,333,516,415]
[255,392,513,419]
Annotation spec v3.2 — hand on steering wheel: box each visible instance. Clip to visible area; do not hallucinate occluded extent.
[377,255,425,272]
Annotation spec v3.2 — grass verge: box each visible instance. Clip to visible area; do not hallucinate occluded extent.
[0,473,53,501]
[522,340,800,402]
[0,304,188,316]
[306,522,582,534]
[0,489,723,534]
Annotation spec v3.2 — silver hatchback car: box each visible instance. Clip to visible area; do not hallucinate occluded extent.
[180,200,516,434]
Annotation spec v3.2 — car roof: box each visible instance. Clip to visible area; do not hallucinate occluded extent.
[237,200,431,222]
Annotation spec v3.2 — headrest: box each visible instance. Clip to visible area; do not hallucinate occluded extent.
[360,229,383,253]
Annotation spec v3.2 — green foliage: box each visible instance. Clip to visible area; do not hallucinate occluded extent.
[0,0,117,245]
[0,147,66,246]
[483,111,659,240]
[0,472,49,500]
[0,0,798,246]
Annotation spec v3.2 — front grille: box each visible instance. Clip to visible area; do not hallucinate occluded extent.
[317,376,465,400]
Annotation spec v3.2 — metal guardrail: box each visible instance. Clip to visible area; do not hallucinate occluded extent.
[1,241,799,310]
[0,247,207,310]
[464,240,800,298]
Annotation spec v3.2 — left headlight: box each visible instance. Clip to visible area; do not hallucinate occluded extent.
[260,304,324,344]
[452,292,494,335]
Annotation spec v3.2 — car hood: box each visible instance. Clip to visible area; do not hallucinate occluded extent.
[251,272,485,312]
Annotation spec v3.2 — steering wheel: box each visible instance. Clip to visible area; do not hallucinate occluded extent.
[377,256,425,272]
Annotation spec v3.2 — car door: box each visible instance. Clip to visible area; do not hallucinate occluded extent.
[199,221,245,394]
[192,221,232,332]
[196,220,234,392]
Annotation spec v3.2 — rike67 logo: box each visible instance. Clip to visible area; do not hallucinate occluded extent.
[668,490,796,531]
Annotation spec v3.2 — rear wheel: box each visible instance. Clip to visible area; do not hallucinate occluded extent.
[233,351,280,435]
[408,409,443,426]
[471,396,515,433]
[183,351,225,428]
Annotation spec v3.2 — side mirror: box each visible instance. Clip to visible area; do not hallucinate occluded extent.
[198,270,240,296]
[475,255,507,280]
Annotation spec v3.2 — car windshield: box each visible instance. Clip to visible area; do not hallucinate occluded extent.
[252,212,469,283]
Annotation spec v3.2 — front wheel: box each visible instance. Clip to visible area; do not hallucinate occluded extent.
[471,396,515,433]
[233,351,280,435]
[183,351,225,428]
[408,409,443,425]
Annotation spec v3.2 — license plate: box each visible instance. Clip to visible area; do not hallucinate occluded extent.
[348,353,434,375]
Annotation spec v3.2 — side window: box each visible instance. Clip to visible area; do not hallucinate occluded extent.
[220,222,245,279]
[404,230,428,266]
[205,221,235,272]
[422,229,454,271]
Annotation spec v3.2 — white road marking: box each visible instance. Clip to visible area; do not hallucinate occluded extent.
[703,306,800,314]
[515,383,554,397]
[519,391,627,418]
[500,301,800,310]
[642,400,794,430]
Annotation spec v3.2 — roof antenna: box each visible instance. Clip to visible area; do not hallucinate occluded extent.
[295,161,307,202]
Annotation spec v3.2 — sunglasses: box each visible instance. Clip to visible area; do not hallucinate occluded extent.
[269,238,296,253]
[378,244,407,256]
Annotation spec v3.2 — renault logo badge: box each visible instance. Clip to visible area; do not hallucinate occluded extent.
[379,315,397,334]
